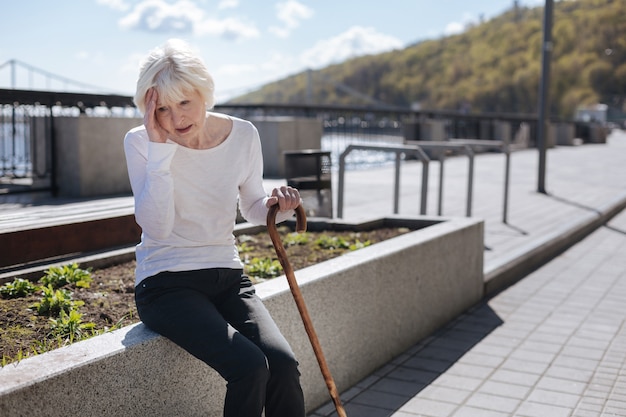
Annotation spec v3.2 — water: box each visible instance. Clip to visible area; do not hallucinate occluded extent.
[321,132,404,171]
[0,121,31,177]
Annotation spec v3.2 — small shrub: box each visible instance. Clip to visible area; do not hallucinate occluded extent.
[40,263,92,289]
[283,232,310,246]
[245,257,283,279]
[31,285,84,317]
[0,278,39,299]
[314,235,350,250]
[349,240,371,250]
[48,309,96,343]
[237,242,254,253]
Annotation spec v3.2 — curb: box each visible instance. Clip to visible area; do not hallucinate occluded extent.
[484,192,626,296]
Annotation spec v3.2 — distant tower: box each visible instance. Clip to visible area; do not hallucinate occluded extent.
[513,0,521,22]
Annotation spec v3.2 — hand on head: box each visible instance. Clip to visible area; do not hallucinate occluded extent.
[267,186,301,211]
[144,88,169,143]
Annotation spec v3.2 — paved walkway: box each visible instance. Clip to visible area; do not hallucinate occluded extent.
[309,208,626,417]
[307,130,626,416]
[2,130,626,417]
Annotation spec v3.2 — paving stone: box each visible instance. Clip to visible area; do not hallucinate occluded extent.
[490,369,542,387]
[526,388,581,408]
[514,401,573,417]
[431,374,483,392]
[398,397,458,417]
[350,389,410,410]
[450,406,509,417]
[535,376,588,395]
[464,392,521,413]
[477,380,532,400]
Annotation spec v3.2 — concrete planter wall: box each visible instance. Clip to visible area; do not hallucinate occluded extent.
[0,215,484,417]
[54,116,142,197]
[51,116,322,197]
[250,116,324,178]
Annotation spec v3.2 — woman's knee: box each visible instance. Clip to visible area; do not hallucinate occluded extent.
[225,337,271,384]
[268,349,301,378]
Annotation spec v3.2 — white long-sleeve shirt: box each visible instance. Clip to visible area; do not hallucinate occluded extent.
[123,116,293,285]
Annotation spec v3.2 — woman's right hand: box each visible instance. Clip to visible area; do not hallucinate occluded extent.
[144,88,169,143]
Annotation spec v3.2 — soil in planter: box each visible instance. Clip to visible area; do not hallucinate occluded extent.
[1,226,410,365]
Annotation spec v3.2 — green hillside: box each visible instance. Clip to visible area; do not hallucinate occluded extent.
[229,0,626,118]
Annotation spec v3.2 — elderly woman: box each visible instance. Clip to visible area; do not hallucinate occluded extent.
[123,39,305,417]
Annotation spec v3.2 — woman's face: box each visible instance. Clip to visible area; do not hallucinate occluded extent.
[155,89,206,146]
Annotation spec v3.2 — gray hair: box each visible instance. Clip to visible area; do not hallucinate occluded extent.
[134,39,215,114]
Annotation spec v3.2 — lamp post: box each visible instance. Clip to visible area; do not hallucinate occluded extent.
[537,0,554,194]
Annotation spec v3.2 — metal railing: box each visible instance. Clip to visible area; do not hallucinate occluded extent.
[336,139,518,223]
[0,104,56,193]
[0,89,547,222]
[337,144,431,218]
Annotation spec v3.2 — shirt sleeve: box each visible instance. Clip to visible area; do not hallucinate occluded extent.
[237,124,294,226]
[123,129,178,240]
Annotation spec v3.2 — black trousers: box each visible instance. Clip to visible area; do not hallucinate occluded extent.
[135,268,305,417]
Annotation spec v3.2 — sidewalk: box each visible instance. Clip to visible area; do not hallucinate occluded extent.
[309,208,626,417]
[308,130,626,416]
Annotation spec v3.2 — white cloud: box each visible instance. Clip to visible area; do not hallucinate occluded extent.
[117,0,259,40]
[218,0,239,9]
[269,0,314,38]
[443,12,478,36]
[214,52,296,83]
[119,0,197,33]
[195,16,259,40]
[96,0,130,12]
[260,51,296,73]
[215,62,256,77]
[300,26,403,69]
[443,21,465,36]
[211,51,300,101]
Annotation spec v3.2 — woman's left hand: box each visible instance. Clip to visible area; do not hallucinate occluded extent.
[266,186,301,211]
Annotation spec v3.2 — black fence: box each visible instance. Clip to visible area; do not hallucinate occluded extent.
[0,88,595,196]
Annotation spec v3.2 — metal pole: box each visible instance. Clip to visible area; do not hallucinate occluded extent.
[437,156,444,216]
[537,0,554,194]
[393,152,401,214]
[419,157,429,215]
[337,148,348,218]
[464,146,474,217]
[503,150,511,224]
[11,59,16,89]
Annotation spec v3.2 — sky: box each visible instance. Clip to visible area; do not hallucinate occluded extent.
[0,0,546,103]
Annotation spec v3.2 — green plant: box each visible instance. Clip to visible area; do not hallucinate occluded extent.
[2,349,24,367]
[31,285,84,317]
[237,242,254,253]
[245,257,283,279]
[0,278,39,299]
[29,337,68,357]
[283,232,310,246]
[349,240,372,250]
[48,309,96,343]
[0,311,136,367]
[40,263,92,289]
[314,235,350,250]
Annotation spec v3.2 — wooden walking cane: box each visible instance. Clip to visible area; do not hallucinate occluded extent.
[267,204,348,417]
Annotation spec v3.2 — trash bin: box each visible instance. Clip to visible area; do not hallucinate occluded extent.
[283,149,333,218]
